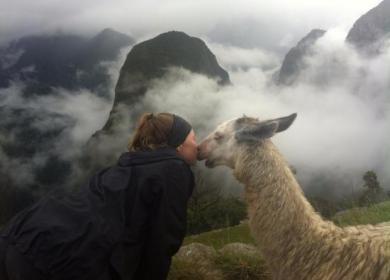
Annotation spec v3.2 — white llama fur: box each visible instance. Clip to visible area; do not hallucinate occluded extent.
[197,113,390,280]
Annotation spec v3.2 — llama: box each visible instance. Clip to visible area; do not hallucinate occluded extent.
[197,113,390,280]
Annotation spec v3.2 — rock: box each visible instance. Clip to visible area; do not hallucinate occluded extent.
[346,0,390,54]
[218,242,260,258]
[277,29,326,86]
[0,28,134,97]
[80,31,230,176]
[176,242,217,261]
[100,30,230,133]
[112,30,230,109]
[171,243,224,280]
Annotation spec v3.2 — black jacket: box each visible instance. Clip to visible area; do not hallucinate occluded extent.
[0,146,195,280]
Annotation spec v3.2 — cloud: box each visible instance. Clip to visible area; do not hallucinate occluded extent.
[0,45,131,187]
[0,2,389,199]
[205,40,280,71]
[134,31,390,197]
[0,83,110,186]
[0,0,383,52]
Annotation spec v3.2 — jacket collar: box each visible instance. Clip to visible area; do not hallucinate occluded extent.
[117,146,187,167]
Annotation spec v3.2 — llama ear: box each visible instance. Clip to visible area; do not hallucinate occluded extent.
[272,113,297,133]
[235,121,278,142]
[234,113,297,143]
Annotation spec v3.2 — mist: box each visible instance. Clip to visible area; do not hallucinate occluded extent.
[136,28,390,197]
[0,45,131,187]
[0,1,389,199]
[0,0,382,52]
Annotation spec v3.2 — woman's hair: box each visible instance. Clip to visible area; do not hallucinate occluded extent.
[128,112,174,151]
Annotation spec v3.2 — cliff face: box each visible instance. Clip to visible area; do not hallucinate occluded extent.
[0,28,134,98]
[346,0,390,53]
[0,29,134,206]
[101,31,230,132]
[81,31,230,177]
[114,31,229,105]
[277,29,326,86]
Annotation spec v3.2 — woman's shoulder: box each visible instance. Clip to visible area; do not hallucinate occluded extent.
[161,157,192,173]
[117,147,187,167]
[162,158,194,186]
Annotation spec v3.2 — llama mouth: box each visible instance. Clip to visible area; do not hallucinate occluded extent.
[205,159,215,168]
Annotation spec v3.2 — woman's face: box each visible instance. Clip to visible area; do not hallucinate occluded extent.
[176,129,198,165]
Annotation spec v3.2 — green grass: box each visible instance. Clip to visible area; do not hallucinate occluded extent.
[184,223,255,250]
[331,201,390,226]
[172,201,390,279]
[183,201,390,251]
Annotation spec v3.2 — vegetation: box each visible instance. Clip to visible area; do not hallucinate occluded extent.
[214,251,270,280]
[186,173,247,235]
[333,200,390,226]
[358,170,387,207]
[170,170,390,279]
[1,168,389,280]
[184,223,255,250]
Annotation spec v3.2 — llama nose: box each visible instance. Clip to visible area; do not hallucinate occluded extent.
[196,146,203,160]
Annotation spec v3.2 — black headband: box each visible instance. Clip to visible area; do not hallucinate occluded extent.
[167,114,192,148]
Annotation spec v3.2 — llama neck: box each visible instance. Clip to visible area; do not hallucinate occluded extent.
[233,141,341,273]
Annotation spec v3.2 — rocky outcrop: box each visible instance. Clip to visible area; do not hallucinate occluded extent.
[80,31,230,177]
[346,0,390,53]
[113,31,230,109]
[276,29,326,86]
[0,28,134,97]
[0,29,134,214]
[172,243,223,279]
[101,30,230,133]
[169,242,270,280]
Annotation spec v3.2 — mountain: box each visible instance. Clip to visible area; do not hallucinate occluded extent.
[346,0,390,53]
[0,28,134,97]
[0,29,134,223]
[0,104,75,223]
[276,29,326,86]
[102,30,230,131]
[114,31,229,105]
[79,31,230,178]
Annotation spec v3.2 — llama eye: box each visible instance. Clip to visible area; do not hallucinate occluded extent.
[214,133,224,141]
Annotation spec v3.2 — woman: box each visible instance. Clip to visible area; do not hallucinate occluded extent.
[0,112,197,280]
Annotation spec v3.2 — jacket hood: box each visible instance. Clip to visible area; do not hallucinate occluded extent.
[117,146,187,167]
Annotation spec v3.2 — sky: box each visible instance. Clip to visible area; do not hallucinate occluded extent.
[0,0,383,52]
[0,0,389,198]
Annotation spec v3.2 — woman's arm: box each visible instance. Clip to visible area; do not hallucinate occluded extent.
[161,160,194,256]
[132,160,195,279]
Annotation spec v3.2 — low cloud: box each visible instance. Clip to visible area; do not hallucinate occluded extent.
[0,45,131,187]
[205,40,280,71]
[0,0,382,52]
[136,30,390,197]
[0,25,389,200]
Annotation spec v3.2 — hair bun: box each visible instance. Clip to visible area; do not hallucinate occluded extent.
[146,113,154,120]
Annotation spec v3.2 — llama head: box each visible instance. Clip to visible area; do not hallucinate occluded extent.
[197,113,297,168]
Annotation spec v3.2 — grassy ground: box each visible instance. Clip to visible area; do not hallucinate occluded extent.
[183,222,255,250]
[170,201,390,279]
[332,200,390,226]
[184,201,390,250]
